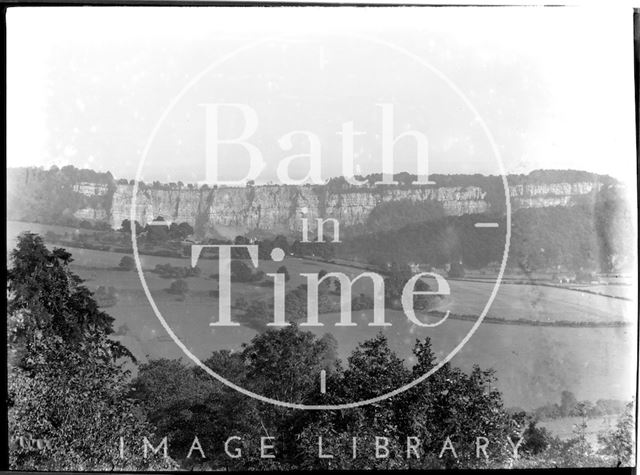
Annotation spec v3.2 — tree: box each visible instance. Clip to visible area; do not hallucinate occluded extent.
[276,265,291,282]
[383,269,416,309]
[597,400,635,466]
[126,324,546,470]
[169,222,194,240]
[401,339,515,469]
[130,359,231,465]
[230,260,254,282]
[257,239,274,260]
[342,333,410,401]
[8,321,174,470]
[290,335,517,470]
[168,279,189,295]
[242,324,339,403]
[7,233,128,360]
[291,240,303,256]
[448,260,465,278]
[273,235,290,255]
[120,219,143,235]
[231,235,252,259]
[521,419,553,456]
[284,285,309,322]
[118,255,135,271]
[145,217,169,242]
[7,234,174,470]
[120,219,131,233]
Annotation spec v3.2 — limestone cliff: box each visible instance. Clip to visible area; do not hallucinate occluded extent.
[7,166,612,238]
[109,180,603,238]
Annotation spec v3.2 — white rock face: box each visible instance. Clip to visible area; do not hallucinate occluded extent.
[74,208,109,221]
[73,182,109,197]
[108,180,602,237]
[5,165,610,236]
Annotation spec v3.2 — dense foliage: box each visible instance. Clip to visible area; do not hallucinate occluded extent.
[7,234,635,470]
[153,263,201,279]
[130,330,522,470]
[7,165,115,226]
[339,190,634,274]
[7,233,174,470]
[9,166,632,275]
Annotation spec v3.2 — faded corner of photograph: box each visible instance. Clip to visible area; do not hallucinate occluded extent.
[5,3,638,472]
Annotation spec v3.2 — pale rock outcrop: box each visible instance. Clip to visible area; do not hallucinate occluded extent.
[108,180,601,237]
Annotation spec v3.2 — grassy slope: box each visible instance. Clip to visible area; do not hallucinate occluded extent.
[7,221,637,410]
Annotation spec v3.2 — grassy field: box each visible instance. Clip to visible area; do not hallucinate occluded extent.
[566,284,633,300]
[443,280,632,324]
[301,310,636,409]
[7,221,637,410]
[539,415,619,448]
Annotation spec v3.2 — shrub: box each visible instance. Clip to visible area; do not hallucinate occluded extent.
[352,293,374,311]
[118,256,135,271]
[276,265,290,282]
[168,279,189,295]
[448,261,465,278]
[230,261,264,283]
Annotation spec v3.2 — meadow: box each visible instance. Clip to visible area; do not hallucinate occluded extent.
[6,221,637,413]
[444,280,632,324]
[539,416,619,447]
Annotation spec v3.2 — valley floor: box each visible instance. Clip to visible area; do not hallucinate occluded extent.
[6,221,637,414]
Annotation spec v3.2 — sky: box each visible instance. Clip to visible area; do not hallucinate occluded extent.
[6,6,638,186]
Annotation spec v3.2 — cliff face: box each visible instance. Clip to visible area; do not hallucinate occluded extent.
[510,182,602,210]
[109,180,602,238]
[6,167,115,225]
[111,184,490,237]
[6,166,608,238]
